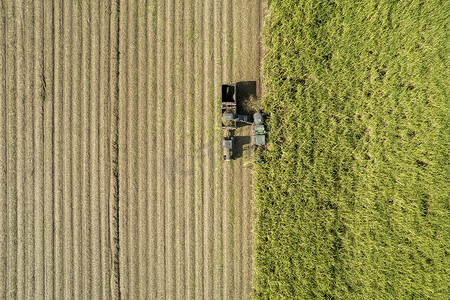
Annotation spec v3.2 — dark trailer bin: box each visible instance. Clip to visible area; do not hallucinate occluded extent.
[221,82,238,130]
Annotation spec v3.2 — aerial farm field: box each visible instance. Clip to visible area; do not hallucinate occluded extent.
[2,0,449,299]
[256,0,449,299]
[0,0,265,299]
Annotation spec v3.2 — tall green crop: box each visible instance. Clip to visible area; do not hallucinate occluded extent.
[255,0,450,298]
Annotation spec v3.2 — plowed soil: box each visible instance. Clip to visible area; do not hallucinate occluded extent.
[0,1,266,299]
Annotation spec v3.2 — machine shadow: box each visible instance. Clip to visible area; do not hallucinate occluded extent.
[233,134,251,159]
[236,81,258,116]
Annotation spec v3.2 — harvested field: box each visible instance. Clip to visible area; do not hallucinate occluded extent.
[0,0,266,299]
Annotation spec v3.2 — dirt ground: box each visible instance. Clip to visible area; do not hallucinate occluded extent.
[0,1,266,299]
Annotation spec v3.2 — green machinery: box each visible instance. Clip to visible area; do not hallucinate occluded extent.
[251,112,266,147]
[251,112,266,164]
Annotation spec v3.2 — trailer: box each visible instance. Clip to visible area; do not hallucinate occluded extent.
[221,83,238,130]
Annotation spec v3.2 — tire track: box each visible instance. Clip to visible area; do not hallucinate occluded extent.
[118,0,129,298]
[99,1,113,299]
[62,0,74,297]
[243,164,254,299]
[137,1,148,299]
[193,0,204,298]
[24,1,36,297]
[242,161,254,299]
[223,0,234,297]
[174,0,186,298]
[5,1,18,298]
[126,0,139,298]
[90,2,102,299]
[203,0,215,299]
[235,5,245,298]
[234,164,243,300]
[232,0,242,80]
[146,1,158,298]
[15,0,26,298]
[164,0,176,298]
[71,0,83,297]
[183,0,195,298]
[109,0,120,298]
[234,3,246,298]
[80,1,92,299]
[223,160,234,300]
[43,0,55,298]
[33,0,45,297]
[223,0,233,80]
[0,3,7,298]
[155,0,166,298]
[53,0,64,298]
[213,0,224,297]
[233,166,242,300]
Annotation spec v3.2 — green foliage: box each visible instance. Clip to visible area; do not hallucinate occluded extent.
[255,0,450,299]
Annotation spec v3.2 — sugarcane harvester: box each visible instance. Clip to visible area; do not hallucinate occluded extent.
[251,112,266,163]
[221,82,266,161]
[251,112,266,147]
